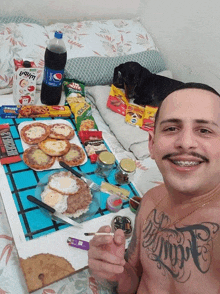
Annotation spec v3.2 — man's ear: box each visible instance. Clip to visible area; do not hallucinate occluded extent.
[148,130,155,159]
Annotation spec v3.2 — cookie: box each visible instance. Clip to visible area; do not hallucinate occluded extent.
[20,122,50,145]
[38,138,70,156]
[20,253,75,293]
[23,146,55,170]
[48,123,75,140]
[58,143,86,166]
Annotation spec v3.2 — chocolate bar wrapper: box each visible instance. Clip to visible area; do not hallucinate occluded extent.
[0,124,22,164]
[0,105,20,118]
[18,105,71,118]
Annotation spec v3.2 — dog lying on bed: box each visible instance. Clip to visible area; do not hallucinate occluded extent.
[113,61,184,106]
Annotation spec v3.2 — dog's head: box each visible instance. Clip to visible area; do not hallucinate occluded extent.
[113,61,151,99]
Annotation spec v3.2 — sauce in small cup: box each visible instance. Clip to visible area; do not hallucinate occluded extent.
[129,196,142,214]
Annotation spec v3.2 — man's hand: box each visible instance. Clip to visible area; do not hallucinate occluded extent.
[88,225,126,281]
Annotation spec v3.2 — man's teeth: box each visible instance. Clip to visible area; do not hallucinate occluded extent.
[172,160,201,167]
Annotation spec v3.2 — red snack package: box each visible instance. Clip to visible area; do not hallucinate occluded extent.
[107,85,128,116]
[0,124,22,164]
[78,130,107,163]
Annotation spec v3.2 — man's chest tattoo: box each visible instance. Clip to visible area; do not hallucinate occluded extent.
[142,209,219,282]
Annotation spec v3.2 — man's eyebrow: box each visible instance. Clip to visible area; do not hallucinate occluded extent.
[159,119,181,125]
[194,119,218,126]
[159,118,219,127]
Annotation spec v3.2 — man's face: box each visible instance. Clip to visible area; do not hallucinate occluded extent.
[148,88,220,196]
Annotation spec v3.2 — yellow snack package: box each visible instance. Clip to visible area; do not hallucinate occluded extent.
[125,104,145,127]
[70,101,98,131]
[107,84,129,116]
[141,105,158,132]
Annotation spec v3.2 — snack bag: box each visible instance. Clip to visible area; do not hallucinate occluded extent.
[107,84,128,116]
[78,130,107,163]
[63,78,85,105]
[125,104,145,127]
[141,105,158,132]
[71,101,98,132]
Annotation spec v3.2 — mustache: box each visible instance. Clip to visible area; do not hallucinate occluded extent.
[162,152,209,163]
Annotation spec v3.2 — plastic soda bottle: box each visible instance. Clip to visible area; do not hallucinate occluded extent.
[40,31,67,105]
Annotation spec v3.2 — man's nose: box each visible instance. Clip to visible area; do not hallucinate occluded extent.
[174,129,198,150]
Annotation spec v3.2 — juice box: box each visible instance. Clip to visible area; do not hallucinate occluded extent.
[13,59,38,105]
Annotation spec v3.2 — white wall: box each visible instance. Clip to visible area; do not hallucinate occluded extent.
[1,0,140,24]
[139,0,220,93]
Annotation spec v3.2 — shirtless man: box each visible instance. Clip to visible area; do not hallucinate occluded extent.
[88,83,220,294]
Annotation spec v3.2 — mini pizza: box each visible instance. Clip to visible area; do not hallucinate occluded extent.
[58,143,86,166]
[20,122,50,145]
[48,123,75,140]
[23,146,56,170]
[38,138,71,156]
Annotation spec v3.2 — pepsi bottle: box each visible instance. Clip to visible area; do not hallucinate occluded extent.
[40,31,67,105]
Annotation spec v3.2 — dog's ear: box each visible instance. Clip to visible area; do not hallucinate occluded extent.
[113,65,124,88]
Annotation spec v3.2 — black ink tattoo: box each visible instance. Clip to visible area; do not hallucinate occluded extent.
[125,200,142,262]
[142,209,219,282]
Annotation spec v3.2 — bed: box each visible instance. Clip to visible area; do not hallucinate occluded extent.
[0,17,165,293]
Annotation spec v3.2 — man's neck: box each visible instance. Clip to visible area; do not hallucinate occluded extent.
[164,182,220,206]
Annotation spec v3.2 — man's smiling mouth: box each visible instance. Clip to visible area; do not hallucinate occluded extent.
[170,160,202,167]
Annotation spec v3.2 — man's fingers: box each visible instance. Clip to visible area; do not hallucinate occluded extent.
[88,247,125,266]
[114,229,126,245]
[88,258,125,275]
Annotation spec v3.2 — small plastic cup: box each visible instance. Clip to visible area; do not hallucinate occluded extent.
[129,196,142,214]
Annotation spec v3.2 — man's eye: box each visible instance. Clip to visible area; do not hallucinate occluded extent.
[199,128,211,134]
[164,126,177,132]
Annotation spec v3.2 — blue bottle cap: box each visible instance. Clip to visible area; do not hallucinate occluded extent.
[54,31,63,39]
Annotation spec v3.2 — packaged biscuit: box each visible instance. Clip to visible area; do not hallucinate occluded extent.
[0,105,20,118]
[18,105,71,118]
[78,130,107,163]
[141,106,158,132]
[0,124,22,164]
[107,84,128,116]
[125,104,145,127]
[70,101,98,132]
[63,78,85,102]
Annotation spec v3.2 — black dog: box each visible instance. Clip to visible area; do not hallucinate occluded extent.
[113,61,184,106]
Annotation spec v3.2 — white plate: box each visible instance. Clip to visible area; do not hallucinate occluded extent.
[18,119,87,170]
